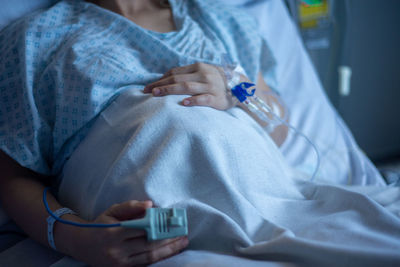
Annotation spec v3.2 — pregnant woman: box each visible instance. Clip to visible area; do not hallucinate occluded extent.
[0,0,399,266]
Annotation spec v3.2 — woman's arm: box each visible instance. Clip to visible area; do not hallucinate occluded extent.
[252,73,289,146]
[0,151,57,247]
[143,63,289,146]
[0,151,188,266]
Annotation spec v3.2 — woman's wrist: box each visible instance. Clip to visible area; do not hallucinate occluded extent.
[232,72,289,146]
[53,213,88,257]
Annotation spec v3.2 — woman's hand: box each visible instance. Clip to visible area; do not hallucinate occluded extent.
[143,63,288,146]
[143,62,236,110]
[68,201,188,267]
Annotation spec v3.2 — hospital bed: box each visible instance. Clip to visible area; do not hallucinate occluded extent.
[0,0,393,266]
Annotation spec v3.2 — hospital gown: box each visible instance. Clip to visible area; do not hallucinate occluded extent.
[0,0,276,175]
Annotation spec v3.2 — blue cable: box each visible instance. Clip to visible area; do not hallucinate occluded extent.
[43,187,121,228]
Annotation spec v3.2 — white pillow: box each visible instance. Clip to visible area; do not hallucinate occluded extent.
[0,0,58,30]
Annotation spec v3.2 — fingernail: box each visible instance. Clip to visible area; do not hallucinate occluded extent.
[183,99,190,106]
[153,88,161,96]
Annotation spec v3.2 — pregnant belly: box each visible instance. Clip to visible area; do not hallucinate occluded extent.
[58,87,300,220]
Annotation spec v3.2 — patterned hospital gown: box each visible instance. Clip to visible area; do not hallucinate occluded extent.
[0,0,276,175]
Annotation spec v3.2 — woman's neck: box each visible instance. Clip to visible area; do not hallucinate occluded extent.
[89,0,162,15]
[87,0,176,33]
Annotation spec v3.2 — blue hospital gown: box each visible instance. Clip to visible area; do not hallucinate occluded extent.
[0,0,276,175]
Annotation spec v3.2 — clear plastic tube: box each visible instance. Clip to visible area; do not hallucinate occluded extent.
[219,55,320,181]
[243,88,320,181]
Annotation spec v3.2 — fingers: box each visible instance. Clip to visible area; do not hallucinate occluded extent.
[183,94,229,110]
[103,200,155,240]
[144,62,218,93]
[127,237,189,266]
[88,200,189,267]
[110,226,148,241]
[143,62,234,110]
[161,63,200,78]
[106,200,153,221]
[148,82,209,97]
[124,236,184,254]
[96,236,188,267]
[144,73,202,93]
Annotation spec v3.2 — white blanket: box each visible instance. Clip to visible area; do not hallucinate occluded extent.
[59,89,400,266]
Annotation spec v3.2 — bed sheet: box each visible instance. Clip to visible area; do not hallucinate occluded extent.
[56,86,400,267]
[2,182,399,267]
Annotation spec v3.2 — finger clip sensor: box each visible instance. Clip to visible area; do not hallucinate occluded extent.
[121,208,188,241]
